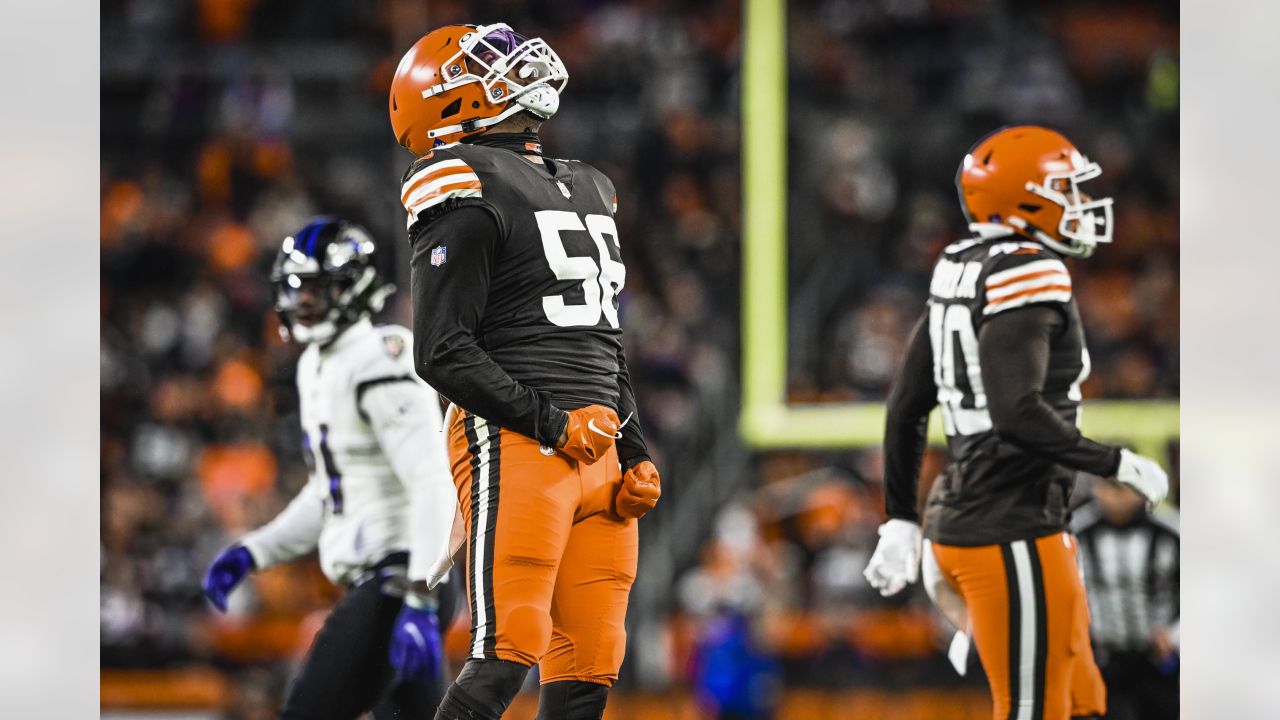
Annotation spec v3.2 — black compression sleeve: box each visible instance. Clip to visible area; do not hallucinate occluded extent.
[978,306,1120,476]
[883,313,938,523]
[409,206,568,446]
[614,343,650,469]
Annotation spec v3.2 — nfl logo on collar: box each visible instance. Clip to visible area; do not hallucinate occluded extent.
[430,246,447,266]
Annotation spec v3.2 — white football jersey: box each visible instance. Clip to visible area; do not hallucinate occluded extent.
[241,318,456,586]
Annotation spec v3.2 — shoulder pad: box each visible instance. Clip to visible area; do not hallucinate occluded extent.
[986,240,1050,258]
[942,238,984,256]
[570,160,617,213]
[982,247,1072,317]
[401,146,483,220]
[351,326,433,420]
[377,326,409,361]
[346,325,414,383]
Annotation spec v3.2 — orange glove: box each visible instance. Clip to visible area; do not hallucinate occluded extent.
[615,460,661,519]
[557,405,619,465]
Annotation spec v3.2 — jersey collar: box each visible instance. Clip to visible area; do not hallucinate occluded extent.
[462,131,543,157]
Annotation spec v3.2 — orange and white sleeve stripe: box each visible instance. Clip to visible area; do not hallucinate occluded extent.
[983,258,1072,315]
[401,159,483,220]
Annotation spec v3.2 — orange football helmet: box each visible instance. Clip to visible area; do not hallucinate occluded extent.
[956,125,1113,258]
[389,23,568,155]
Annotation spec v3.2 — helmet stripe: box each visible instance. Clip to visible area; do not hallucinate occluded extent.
[298,222,325,256]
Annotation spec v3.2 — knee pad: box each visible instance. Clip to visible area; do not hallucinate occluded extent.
[435,659,529,720]
[535,680,610,720]
[502,603,554,663]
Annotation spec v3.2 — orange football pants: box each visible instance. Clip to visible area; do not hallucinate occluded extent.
[931,532,1106,720]
[448,410,638,686]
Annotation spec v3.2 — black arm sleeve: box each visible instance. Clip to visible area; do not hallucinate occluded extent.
[409,206,568,446]
[614,343,650,470]
[883,312,938,523]
[978,306,1120,476]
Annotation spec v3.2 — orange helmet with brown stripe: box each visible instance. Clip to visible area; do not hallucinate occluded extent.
[957,126,1113,258]
[389,23,568,155]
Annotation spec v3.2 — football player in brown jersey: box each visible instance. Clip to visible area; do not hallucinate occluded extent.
[388,23,661,720]
[864,126,1170,720]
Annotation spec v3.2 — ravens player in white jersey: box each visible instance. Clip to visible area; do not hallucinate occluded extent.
[201,219,460,719]
[863,127,1170,720]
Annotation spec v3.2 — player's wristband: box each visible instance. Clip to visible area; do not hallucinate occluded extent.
[1102,446,1123,477]
[620,453,651,471]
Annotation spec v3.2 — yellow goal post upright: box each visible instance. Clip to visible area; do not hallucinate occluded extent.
[738,0,1178,459]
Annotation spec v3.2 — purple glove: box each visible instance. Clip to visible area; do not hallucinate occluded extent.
[202,545,255,612]
[389,600,443,681]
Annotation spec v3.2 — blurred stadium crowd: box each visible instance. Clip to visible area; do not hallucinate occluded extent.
[101,0,1177,716]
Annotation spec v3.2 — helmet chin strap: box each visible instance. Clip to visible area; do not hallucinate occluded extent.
[289,319,338,345]
[430,87,561,140]
[1037,232,1096,259]
[1019,170,1112,258]
[1006,216,1095,258]
[515,85,560,118]
[283,268,384,346]
[515,61,560,117]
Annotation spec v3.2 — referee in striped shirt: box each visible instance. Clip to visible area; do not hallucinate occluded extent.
[1074,477,1180,720]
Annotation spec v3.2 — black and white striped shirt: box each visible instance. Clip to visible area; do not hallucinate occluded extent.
[1074,505,1180,652]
